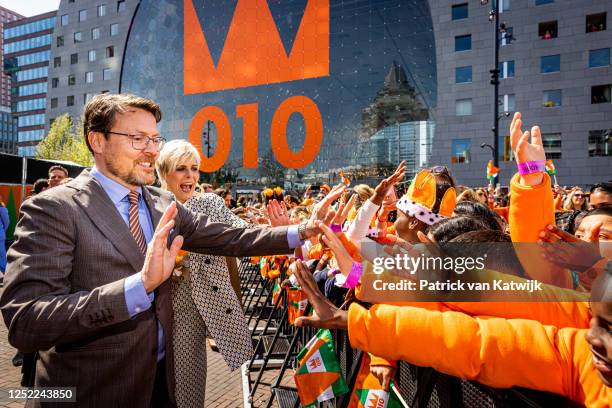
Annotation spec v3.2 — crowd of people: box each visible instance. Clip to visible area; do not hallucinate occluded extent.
[152,112,611,405]
[0,92,610,407]
[201,113,610,406]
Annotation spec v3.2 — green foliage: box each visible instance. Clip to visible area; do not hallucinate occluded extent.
[36,114,93,167]
[5,189,17,240]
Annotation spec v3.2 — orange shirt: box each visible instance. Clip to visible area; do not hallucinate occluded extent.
[348,303,611,407]
[509,172,574,288]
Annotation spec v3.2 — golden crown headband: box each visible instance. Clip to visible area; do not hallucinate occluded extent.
[396,170,456,226]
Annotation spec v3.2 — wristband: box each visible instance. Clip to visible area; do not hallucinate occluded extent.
[330,223,342,233]
[517,160,545,175]
[343,262,363,289]
[329,268,340,276]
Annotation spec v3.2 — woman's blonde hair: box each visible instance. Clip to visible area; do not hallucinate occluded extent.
[563,189,587,211]
[155,140,201,190]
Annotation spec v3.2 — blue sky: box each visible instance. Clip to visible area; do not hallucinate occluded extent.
[0,0,60,17]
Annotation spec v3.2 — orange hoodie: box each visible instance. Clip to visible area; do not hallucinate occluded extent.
[509,172,574,288]
[348,303,611,407]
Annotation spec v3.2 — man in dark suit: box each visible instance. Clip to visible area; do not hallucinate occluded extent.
[0,94,338,407]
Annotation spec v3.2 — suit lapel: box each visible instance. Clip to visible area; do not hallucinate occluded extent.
[141,187,164,232]
[71,170,145,272]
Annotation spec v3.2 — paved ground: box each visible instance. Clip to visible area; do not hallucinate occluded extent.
[0,288,286,408]
[0,288,27,408]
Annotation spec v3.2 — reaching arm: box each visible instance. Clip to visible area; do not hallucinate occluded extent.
[176,200,294,257]
[348,303,574,396]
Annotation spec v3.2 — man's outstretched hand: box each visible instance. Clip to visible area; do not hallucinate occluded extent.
[141,201,184,293]
[292,260,349,330]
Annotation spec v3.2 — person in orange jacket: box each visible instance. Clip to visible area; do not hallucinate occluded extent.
[291,259,612,407]
[506,113,611,295]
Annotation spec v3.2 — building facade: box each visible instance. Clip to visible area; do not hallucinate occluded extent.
[119,0,438,181]
[429,0,612,187]
[1,6,23,108]
[3,11,55,157]
[0,6,23,154]
[45,0,139,131]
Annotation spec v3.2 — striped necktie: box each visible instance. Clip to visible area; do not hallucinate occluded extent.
[128,191,147,254]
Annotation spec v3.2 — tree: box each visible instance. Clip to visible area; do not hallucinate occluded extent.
[36,114,93,167]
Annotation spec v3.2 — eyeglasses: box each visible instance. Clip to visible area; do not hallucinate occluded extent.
[574,194,586,198]
[106,131,166,150]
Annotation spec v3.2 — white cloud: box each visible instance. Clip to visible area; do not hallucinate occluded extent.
[0,0,60,18]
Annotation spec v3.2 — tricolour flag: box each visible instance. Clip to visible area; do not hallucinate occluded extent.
[486,160,499,182]
[545,160,556,176]
[272,279,282,308]
[339,170,351,187]
[287,286,310,325]
[295,329,348,407]
[348,354,404,408]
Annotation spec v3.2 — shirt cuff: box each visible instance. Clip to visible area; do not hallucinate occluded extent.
[287,225,302,248]
[124,273,153,318]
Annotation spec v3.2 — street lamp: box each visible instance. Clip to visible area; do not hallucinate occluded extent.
[480,143,494,154]
[481,0,511,185]
[202,120,212,158]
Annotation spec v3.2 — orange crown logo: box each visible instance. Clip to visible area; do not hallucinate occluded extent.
[184,0,330,94]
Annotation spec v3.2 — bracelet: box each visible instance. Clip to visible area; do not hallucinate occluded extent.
[329,268,340,276]
[343,262,363,289]
[330,223,342,233]
[517,160,545,175]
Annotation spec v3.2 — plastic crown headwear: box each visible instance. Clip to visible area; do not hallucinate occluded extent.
[396,169,456,225]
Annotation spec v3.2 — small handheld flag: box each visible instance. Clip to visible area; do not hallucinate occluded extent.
[339,170,351,187]
[545,160,556,176]
[545,160,558,184]
[348,353,404,408]
[486,160,499,183]
[295,329,348,407]
[287,286,310,325]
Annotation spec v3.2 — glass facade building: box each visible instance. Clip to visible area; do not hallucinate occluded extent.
[121,0,437,182]
[0,6,23,153]
[0,107,18,154]
[3,11,56,156]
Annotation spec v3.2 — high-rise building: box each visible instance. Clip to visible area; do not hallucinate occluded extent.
[429,0,612,186]
[45,0,139,130]
[3,11,56,157]
[0,6,23,154]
